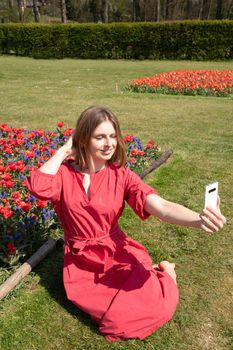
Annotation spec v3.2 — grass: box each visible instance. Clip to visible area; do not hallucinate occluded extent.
[0,56,233,350]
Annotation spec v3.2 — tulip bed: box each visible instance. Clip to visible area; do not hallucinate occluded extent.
[127,69,233,97]
[0,123,161,267]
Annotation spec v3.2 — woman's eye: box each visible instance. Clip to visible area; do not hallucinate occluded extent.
[94,135,116,140]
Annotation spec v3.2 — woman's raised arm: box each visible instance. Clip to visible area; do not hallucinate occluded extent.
[39,136,73,175]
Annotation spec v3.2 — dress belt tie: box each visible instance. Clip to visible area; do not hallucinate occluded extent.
[67,229,124,273]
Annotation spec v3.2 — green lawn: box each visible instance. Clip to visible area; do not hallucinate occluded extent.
[0,56,233,350]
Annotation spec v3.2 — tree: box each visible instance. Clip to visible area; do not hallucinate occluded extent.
[165,0,174,20]
[66,0,85,21]
[156,0,160,21]
[6,0,18,22]
[228,0,233,18]
[186,0,193,19]
[60,0,67,23]
[8,0,14,9]
[33,0,40,22]
[199,0,212,19]
[89,0,100,22]
[132,0,141,21]
[2,0,233,23]
[17,0,26,21]
[215,0,223,19]
[101,0,108,22]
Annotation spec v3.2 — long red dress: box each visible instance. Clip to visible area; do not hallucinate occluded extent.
[26,161,178,341]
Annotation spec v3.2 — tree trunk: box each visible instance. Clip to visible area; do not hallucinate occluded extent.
[8,0,14,9]
[153,0,156,21]
[132,0,141,21]
[208,0,212,19]
[60,0,67,23]
[144,0,146,21]
[198,0,203,19]
[165,0,173,20]
[216,0,223,19]
[156,0,160,22]
[90,0,100,22]
[101,0,108,23]
[186,0,193,19]
[199,0,212,19]
[8,0,15,22]
[33,0,40,22]
[17,0,25,22]
[227,0,233,19]
[165,0,169,19]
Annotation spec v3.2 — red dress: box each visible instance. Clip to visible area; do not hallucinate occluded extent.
[26,161,178,341]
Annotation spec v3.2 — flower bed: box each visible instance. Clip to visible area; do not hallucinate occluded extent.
[127,70,233,97]
[0,123,161,267]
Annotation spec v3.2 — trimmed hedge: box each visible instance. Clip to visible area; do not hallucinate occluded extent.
[0,20,232,60]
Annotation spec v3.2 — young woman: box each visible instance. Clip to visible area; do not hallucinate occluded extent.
[26,106,226,341]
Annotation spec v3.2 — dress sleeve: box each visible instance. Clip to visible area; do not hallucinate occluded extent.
[124,168,157,220]
[26,169,62,202]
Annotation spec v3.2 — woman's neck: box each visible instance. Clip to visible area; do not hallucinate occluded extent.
[85,162,107,174]
[81,155,107,174]
[72,161,107,174]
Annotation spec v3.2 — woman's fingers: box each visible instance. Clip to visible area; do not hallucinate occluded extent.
[206,207,226,225]
[64,136,74,154]
[204,208,226,226]
[200,206,226,233]
[200,214,220,232]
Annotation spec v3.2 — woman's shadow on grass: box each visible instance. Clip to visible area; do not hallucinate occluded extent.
[34,245,99,335]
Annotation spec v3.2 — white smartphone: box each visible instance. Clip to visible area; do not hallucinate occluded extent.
[204,182,219,210]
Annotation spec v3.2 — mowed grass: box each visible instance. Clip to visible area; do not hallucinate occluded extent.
[0,56,233,350]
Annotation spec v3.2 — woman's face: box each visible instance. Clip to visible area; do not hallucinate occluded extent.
[87,120,118,168]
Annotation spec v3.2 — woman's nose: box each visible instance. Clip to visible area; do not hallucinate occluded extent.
[105,137,111,146]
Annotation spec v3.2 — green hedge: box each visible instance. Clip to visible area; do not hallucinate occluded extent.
[0,21,232,60]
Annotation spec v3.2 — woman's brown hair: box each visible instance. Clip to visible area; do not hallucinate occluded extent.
[72,106,126,170]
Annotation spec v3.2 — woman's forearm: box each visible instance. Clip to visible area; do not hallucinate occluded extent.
[145,194,201,228]
[158,202,201,228]
[38,136,73,175]
[39,146,70,175]
[145,194,226,233]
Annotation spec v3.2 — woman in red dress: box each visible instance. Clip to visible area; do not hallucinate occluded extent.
[26,106,226,341]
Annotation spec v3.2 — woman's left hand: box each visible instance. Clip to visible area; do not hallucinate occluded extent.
[199,196,226,233]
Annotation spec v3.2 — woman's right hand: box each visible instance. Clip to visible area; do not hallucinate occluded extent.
[199,196,226,233]
[39,135,75,175]
[62,135,74,157]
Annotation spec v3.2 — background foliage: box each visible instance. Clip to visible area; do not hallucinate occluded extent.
[0,20,233,60]
[0,0,233,24]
